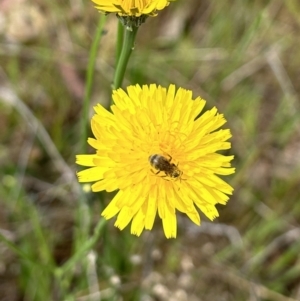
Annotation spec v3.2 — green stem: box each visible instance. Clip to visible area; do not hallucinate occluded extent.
[113,25,139,90]
[55,218,106,276]
[116,21,124,66]
[80,15,107,153]
[0,231,36,266]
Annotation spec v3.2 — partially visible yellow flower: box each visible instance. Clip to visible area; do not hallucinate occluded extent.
[76,84,235,239]
[91,0,171,17]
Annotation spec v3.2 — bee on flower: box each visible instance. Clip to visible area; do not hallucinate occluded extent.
[76,84,235,238]
[149,154,183,180]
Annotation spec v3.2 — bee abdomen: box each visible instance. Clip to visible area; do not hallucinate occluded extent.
[149,154,160,166]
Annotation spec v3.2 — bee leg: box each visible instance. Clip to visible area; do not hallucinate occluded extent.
[166,154,172,162]
[150,169,161,175]
[150,169,171,181]
[160,175,171,182]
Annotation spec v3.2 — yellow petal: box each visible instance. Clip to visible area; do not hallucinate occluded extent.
[162,204,177,238]
[77,167,104,182]
[76,154,97,167]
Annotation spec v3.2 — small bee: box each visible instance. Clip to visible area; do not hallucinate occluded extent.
[149,154,183,180]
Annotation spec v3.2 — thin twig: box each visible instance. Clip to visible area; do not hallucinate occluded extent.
[0,75,80,196]
[244,228,300,271]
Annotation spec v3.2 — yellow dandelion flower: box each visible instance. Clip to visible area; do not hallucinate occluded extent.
[91,0,171,17]
[76,84,235,239]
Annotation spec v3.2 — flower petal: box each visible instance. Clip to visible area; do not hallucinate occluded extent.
[77,167,104,182]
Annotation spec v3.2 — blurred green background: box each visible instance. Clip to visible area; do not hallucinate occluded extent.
[1,0,300,300]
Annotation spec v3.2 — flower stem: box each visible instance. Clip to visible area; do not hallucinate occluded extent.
[55,218,106,276]
[113,25,139,90]
[116,21,124,66]
[80,15,106,153]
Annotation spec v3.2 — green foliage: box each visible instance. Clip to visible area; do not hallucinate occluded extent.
[1,0,300,300]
